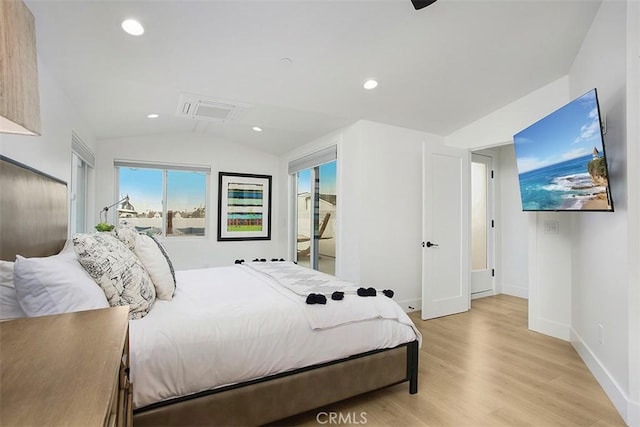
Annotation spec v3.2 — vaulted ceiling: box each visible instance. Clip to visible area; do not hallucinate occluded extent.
[27,0,601,154]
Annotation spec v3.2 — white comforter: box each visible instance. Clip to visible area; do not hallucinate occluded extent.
[129,264,420,409]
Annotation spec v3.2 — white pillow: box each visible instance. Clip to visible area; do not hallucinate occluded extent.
[73,233,155,319]
[134,234,176,300]
[0,260,26,320]
[13,251,109,317]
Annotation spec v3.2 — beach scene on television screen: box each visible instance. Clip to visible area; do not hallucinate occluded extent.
[513,90,612,211]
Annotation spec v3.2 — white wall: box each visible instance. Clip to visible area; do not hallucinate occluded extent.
[568,0,637,423]
[95,133,284,270]
[527,212,572,340]
[447,76,570,149]
[0,59,97,232]
[496,144,529,298]
[626,1,640,424]
[353,121,436,311]
[282,120,443,312]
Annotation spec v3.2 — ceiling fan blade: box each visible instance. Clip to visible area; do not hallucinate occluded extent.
[411,0,438,10]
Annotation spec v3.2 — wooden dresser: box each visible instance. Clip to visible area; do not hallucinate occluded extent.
[0,306,132,426]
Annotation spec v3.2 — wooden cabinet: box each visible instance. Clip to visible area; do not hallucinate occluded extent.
[0,306,132,426]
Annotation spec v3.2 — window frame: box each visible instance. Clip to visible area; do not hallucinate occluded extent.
[70,152,88,234]
[114,160,211,238]
[70,133,94,234]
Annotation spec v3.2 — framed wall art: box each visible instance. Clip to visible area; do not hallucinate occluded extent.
[217,172,272,241]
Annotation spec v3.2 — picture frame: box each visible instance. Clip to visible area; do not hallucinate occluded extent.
[217,172,272,241]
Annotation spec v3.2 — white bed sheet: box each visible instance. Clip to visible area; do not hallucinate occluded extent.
[130,265,420,409]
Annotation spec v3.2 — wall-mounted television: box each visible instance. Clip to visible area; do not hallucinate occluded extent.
[513,88,614,212]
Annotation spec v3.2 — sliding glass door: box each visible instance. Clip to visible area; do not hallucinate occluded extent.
[292,149,336,275]
[296,169,312,269]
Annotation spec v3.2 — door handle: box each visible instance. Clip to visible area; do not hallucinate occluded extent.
[423,241,439,248]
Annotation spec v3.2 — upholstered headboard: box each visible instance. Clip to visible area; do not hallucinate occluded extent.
[0,155,68,261]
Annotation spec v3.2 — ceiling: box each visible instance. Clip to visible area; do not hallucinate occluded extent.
[27,0,602,155]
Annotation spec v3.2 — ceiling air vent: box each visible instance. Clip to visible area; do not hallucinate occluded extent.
[177,94,248,122]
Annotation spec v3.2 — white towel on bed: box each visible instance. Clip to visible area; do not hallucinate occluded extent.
[242,262,420,336]
[243,262,360,296]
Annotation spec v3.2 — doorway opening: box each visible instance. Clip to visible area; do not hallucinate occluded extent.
[471,152,495,298]
[289,146,337,275]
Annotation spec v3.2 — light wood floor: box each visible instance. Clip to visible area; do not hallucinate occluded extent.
[275,295,625,426]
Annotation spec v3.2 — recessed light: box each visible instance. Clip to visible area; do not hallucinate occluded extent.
[122,19,144,36]
[363,79,378,90]
[252,126,263,132]
[147,114,159,119]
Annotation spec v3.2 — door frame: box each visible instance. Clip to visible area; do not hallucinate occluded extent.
[470,152,496,299]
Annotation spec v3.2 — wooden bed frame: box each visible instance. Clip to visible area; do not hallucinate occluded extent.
[134,341,418,426]
[0,155,419,426]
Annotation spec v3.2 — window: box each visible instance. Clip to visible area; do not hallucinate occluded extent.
[70,133,94,234]
[115,161,210,237]
[70,153,88,234]
[289,146,337,275]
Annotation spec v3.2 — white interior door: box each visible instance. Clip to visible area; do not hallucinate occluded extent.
[421,142,470,320]
[471,153,494,295]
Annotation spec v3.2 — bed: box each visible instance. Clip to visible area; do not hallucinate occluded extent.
[0,155,421,426]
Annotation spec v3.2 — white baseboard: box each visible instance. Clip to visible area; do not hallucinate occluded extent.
[398,298,421,313]
[629,399,639,427]
[530,317,570,341]
[471,289,495,300]
[501,283,529,299]
[570,328,631,425]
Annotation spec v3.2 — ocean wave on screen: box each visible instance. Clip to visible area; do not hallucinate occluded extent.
[543,173,600,192]
[560,191,607,209]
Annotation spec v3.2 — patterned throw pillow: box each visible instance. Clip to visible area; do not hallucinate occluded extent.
[115,227,138,251]
[73,233,156,319]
